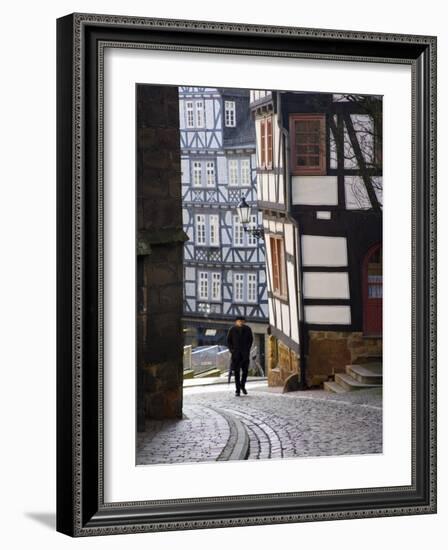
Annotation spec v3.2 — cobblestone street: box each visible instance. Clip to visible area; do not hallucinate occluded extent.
[137,382,382,464]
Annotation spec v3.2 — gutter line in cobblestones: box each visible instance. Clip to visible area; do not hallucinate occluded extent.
[213,408,250,461]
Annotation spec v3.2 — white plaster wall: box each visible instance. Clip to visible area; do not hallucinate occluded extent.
[268,173,276,203]
[305,305,351,324]
[281,302,290,337]
[217,155,227,184]
[181,158,190,183]
[303,272,350,299]
[278,174,285,204]
[301,235,348,266]
[275,298,282,331]
[204,98,214,129]
[284,223,294,255]
[316,211,332,219]
[291,176,338,205]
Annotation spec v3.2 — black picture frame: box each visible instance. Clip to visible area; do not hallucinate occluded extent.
[56,13,437,537]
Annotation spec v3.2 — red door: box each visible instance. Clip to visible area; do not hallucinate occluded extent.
[363,244,382,336]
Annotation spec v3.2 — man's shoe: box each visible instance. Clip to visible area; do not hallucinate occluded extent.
[241,387,248,395]
[235,391,240,397]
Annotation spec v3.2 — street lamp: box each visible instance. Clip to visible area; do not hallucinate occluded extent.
[236,196,265,240]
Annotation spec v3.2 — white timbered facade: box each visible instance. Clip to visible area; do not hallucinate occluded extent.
[179,87,268,349]
[250,90,383,386]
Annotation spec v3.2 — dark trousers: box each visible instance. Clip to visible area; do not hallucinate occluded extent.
[232,354,249,392]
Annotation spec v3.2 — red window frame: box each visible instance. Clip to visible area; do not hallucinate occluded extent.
[269,235,287,299]
[266,116,273,169]
[290,114,326,175]
[260,115,273,170]
[260,119,266,167]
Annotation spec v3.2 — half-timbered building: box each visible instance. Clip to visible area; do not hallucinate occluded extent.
[179,87,268,359]
[250,90,382,387]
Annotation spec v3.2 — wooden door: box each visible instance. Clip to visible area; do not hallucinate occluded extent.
[363,244,382,336]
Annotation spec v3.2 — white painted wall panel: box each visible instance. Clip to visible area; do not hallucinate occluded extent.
[185,267,195,281]
[316,211,331,220]
[268,297,275,325]
[291,176,338,205]
[275,299,282,332]
[181,159,190,183]
[305,305,351,325]
[281,302,290,337]
[262,178,269,203]
[301,235,348,267]
[268,173,276,203]
[205,100,214,130]
[185,282,195,296]
[284,224,294,255]
[255,118,263,166]
[303,272,350,299]
[278,175,285,204]
[264,236,276,327]
[273,114,281,169]
[286,260,299,343]
[217,156,227,184]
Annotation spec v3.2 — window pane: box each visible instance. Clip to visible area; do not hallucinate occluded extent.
[198,271,208,299]
[196,214,206,245]
[241,158,251,185]
[209,215,219,246]
[193,161,202,186]
[211,273,221,300]
[233,216,244,246]
[186,101,194,127]
[247,215,257,246]
[225,100,236,127]
[234,273,244,302]
[293,116,324,173]
[206,161,215,186]
[228,159,239,185]
[196,101,204,128]
[247,273,257,302]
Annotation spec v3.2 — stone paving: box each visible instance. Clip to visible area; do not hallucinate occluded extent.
[137,382,382,465]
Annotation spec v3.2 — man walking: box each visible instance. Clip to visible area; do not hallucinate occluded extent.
[227,316,253,396]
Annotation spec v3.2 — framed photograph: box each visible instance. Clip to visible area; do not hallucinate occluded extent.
[56,13,437,536]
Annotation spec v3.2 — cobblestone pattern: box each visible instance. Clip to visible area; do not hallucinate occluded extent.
[136,387,382,465]
[137,404,230,464]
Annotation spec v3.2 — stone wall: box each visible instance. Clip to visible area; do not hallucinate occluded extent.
[266,335,300,387]
[136,85,186,426]
[266,330,382,388]
[307,331,382,386]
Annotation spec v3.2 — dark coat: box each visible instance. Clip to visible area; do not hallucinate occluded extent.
[227,324,253,361]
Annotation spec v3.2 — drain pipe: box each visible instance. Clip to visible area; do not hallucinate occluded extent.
[277,92,307,389]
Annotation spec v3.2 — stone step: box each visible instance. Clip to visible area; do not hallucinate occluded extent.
[335,372,382,392]
[323,380,347,394]
[346,364,383,385]
[183,369,195,379]
[195,368,222,378]
[355,353,382,364]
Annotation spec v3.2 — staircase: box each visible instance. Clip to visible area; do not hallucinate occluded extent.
[324,356,382,393]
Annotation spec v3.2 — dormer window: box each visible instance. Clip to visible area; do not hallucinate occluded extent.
[224,100,236,127]
[290,114,326,175]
